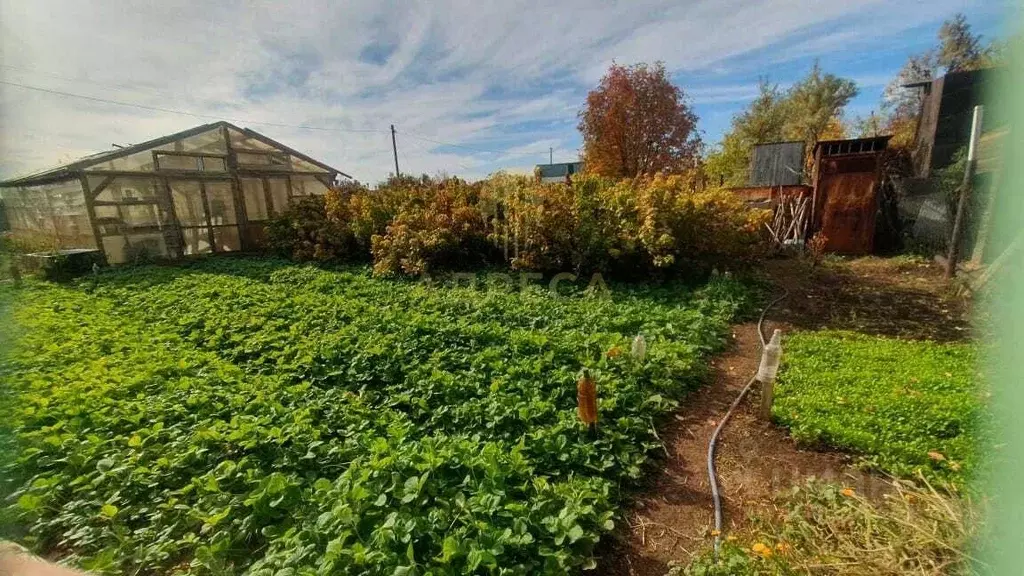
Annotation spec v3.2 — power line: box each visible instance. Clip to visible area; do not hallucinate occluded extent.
[0,63,183,100]
[0,79,383,134]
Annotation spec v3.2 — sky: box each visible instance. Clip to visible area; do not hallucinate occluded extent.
[0,0,1012,184]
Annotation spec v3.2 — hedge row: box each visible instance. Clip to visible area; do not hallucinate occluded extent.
[267,173,768,278]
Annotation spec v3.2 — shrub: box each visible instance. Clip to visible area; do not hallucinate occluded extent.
[370,178,497,276]
[490,173,767,276]
[276,172,767,279]
[266,195,358,262]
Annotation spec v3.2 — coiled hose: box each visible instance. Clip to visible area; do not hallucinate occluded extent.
[707,290,788,556]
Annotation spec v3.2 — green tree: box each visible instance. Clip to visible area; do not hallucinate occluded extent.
[851,112,885,138]
[705,64,857,186]
[705,81,788,186]
[937,13,984,72]
[782,61,858,153]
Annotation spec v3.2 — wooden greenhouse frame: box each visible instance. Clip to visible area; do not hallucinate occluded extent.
[0,121,349,264]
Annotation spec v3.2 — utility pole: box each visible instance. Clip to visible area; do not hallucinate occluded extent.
[945,105,984,279]
[549,147,553,165]
[390,124,401,178]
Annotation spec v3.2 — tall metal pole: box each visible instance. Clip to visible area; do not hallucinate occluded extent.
[945,105,984,279]
[549,147,553,165]
[391,124,401,178]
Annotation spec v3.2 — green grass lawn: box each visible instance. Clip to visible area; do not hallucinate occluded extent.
[0,258,751,575]
[773,330,985,486]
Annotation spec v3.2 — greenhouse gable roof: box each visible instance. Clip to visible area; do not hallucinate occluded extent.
[0,121,349,187]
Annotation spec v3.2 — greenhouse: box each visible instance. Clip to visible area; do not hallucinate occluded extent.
[0,122,348,264]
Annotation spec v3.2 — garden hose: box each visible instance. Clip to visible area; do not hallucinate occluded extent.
[706,289,788,557]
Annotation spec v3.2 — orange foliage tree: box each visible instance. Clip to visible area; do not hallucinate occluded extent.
[578,62,700,178]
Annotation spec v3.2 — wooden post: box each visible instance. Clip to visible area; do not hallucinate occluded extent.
[759,380,774,420]
[971,168,1002,265]
[945,105,984,279]
[391,124,401,178]
[79,173,107,264]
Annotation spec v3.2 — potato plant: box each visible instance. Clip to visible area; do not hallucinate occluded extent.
[0,258,751,575]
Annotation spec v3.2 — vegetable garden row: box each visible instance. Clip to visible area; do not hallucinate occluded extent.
[0,258,752,574]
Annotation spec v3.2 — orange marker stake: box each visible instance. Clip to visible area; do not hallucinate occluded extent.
[577,369,598,439]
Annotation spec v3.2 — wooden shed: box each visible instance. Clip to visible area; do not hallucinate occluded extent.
[0,122,349,264]
[908,68,1005,178]
[810,136,890,255]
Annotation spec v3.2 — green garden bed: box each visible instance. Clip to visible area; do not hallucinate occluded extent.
[774,330,985,486]
[0,258,752,575]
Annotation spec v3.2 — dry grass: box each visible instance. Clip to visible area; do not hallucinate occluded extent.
[677,477,983,575]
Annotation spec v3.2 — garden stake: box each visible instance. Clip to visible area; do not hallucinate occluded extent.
[577,369,598,439]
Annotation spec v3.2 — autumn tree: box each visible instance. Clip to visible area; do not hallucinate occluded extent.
[578,62,700,178]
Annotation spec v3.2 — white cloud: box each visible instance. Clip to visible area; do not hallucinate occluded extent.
[0,0,1006,183]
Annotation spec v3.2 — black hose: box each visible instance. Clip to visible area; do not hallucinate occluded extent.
[707,290,788,556]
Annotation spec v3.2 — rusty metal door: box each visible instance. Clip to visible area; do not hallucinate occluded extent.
[814,160,878,255]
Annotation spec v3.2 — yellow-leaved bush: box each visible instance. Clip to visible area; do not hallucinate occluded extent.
[268,171,768,277]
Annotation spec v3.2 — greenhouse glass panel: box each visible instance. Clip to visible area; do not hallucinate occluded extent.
[205,182,236,225]
[228,126,277,151]
[121,204,167,229]
[202,157,227,172]
[241,178,267,221]
[92,177,162,204]
[236,152,272,166]
[290,175,330,196]
[182,227,212,255]
[0,179,94,250]
[125,232,169,259]
[289,156,329,173]
[170,181,208,227]
[157,154,200,171]
[213,227,241,252]
[267,178,289,215]
[103,236,128,264]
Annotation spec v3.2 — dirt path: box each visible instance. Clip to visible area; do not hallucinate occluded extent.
[595,257,964,575]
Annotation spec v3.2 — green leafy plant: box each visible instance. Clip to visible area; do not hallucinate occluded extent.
[1,258,752,574]
[773,330,984,485]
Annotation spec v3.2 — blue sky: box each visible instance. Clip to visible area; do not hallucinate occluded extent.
[0,0,1013,183]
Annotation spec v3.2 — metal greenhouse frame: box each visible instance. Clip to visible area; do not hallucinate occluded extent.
[0,121,349,264]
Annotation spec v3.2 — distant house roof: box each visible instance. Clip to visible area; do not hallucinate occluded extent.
[536,161,582,179]
[1,121,350,187]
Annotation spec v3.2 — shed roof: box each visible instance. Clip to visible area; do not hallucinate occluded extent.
[813,135,891,156]
[1,121,350,187]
